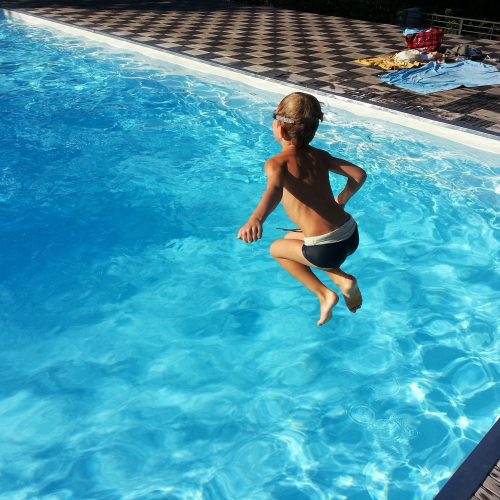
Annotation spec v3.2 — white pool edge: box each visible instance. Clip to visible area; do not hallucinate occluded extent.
[4,8,500,156]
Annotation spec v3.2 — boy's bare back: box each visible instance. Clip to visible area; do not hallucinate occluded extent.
[265,145,365,238]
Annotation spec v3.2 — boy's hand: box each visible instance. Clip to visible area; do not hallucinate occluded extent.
[238,218,263,243]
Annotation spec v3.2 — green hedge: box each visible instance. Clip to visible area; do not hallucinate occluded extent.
[239,0,408,23]
[272,0,403,23]
[238,0,499,24]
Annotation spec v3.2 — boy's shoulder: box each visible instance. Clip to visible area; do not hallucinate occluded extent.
[263,154,287,178]
[266,150,289,167]
[309,146,333,160]
[267,146,335,168]
[270,145,331,158]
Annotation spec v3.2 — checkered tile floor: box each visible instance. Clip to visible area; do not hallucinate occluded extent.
[4,0,500,136]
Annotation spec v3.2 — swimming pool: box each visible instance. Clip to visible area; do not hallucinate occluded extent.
[1,14,499,499]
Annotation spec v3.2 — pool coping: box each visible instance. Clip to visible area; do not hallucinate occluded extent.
[436,418,500,499]
[4,8,500,156]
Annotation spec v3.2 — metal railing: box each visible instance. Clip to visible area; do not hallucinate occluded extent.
[426,12,500,39]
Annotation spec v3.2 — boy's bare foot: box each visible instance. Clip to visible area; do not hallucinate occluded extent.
[340,278,362,313]
[318,290,339,326]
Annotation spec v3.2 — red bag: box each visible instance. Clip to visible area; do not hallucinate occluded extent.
[405,28,444,52]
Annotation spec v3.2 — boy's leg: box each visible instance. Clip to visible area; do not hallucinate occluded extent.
[270,238,338,326]
[323,268,362,313]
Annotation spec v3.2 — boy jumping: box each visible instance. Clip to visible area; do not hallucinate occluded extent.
[237,92,367,326]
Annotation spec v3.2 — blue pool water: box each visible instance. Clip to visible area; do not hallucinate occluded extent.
[1,16,499,499]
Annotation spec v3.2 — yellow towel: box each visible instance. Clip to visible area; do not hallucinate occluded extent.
[355,54,423,71]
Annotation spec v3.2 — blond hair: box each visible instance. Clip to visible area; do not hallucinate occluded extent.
[275,92,324,147]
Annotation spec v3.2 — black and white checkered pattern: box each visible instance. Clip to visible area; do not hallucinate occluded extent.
[4,0,500,136]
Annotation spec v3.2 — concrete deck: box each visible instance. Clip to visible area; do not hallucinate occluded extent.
[3,0,500,140]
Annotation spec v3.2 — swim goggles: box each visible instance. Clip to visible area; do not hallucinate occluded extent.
[273,112,324,124]
[273,112,296,124]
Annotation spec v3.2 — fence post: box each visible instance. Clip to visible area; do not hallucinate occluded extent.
[458,17,463,35]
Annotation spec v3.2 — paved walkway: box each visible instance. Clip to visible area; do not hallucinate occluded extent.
[4,0,500,137]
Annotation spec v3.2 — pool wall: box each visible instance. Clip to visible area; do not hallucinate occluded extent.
[3,8,500,156]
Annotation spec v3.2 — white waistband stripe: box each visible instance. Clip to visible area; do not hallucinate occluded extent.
[304,217,357,246]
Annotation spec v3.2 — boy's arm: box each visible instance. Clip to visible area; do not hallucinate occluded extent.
[327,155,367,208]
[238,159,284,243]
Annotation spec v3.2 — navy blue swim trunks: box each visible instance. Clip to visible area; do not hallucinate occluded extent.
[302,220,359,270]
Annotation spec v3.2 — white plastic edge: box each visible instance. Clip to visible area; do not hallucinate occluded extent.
[4,8,500,155]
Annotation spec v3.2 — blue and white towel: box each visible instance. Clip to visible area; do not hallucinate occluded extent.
[380,60,500,94]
